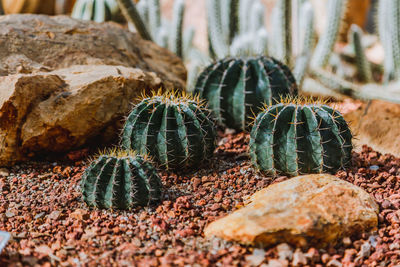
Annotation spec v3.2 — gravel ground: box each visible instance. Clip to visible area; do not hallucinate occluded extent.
[0,128,399,267]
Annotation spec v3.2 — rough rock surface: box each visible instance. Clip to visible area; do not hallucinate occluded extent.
[204,174,379,247]
[0,14,186,89]
[0,65,168,167]
[344,100,400,158]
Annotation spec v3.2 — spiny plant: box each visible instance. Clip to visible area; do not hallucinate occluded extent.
[349,24,372,83]
[249,97,353,176]
[121,90,217,170]
[72,0,122,23]
[194,56,298,131]
[117,0,194,60]
[377,0,400,83]
[81,149,163,210]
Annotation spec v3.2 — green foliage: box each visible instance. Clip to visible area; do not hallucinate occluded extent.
[72,0,121,22]
[249,100,353,176]
[121,92,217,170]
[194,56,298,130]
[81,151,163,209]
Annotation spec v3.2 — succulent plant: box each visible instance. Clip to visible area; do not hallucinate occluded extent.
[249,98,353,176]
[194,56,298,130]
[121,91,217,170]
[72,0,122,23]
[81,149,163,210]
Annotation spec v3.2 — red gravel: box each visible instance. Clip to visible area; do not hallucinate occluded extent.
[0,131,399,266]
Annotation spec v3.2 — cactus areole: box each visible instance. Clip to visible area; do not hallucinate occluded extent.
[194,56,298,131]
[81,151,163,210]
[249,100,353,176]
[121,92,217,170]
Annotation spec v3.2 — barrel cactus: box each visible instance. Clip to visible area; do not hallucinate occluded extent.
[194,56,298,130]
[121,91,217,170]
[249,98,353,176]
[72,0,122,22]
[81,150,163,209]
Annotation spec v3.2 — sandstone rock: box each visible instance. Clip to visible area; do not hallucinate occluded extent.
[344,100,400,158]
[0,14,186,89]
[0,65,168,166]
[204,174,379,247]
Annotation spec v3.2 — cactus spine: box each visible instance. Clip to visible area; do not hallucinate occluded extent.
[122,91,217,170]
[249,99,353,176]
[310,0,347,68]
[194,56,298,130]
[81,150,163,209]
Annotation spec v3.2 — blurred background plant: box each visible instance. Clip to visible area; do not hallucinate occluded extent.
[1,0,399,103]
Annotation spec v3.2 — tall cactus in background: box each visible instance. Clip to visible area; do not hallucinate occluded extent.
[293,1,314,87]
[133,0,194,60]
[0,0,4,15]
[116,0,152,40]
[72,0,122,23]
[310,0,348,68]
[275,0,292,66]
[349,24,372,82]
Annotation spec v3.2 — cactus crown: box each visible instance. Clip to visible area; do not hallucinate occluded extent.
[81,148,163,210]
[249,98,353,176]
[122,90,217,170]
[136,89,205,107]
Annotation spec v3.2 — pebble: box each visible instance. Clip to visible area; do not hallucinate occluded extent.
[0,133,399,266]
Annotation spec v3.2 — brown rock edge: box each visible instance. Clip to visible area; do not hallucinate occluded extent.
[204,174,379,248]
[344,100,400,158]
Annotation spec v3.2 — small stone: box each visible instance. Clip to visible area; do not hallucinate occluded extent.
[266,259,289,267]
[369,165,379,171]
[69,209,89,220]
[245,248,265,266]
[292,249,307,266]
[5,211,15,218]
[48,210,62,220]
[0,168,9,177]
[327,259,342,267]
[342,237,352,246]
[277,243,293,261]
[34,212,46,220]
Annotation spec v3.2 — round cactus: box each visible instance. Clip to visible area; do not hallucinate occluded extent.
[71,0,121,23]
[121,91,217,170]
[194,56,298,130]
[249,99,353,176]
[81,150,163,209]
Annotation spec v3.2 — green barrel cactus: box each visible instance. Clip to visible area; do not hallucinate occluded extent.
[72,0,122,23]
[121,91,217,170]
[249,99,353,176]
[81,150,163,209]
[194,56,298,130]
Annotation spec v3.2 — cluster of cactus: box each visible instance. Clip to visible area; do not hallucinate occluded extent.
[81,149,163,209]
[249,98,353,176]
[194,56,298,130]
[121,91,217,169]
[81,91,218,210]
[71,0,122,22]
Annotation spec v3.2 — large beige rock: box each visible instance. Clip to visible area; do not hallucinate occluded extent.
[204,174,379,247]
[0,14,186,89]
[344,100,400,158]
[0,65,167,166]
